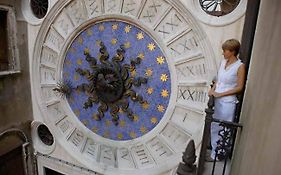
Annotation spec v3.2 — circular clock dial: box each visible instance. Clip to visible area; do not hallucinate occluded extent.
[63,20,171,140]
[32,0,217,174]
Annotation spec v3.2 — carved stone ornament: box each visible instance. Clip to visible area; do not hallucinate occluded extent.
[177,139,197,175]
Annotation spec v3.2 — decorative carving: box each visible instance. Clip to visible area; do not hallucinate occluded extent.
[53,80,72,97]
[215,122,236,161]
[71,42,148,125]
[176,139,197,175]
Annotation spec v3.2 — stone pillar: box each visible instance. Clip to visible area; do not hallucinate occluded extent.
[230,0,281,174]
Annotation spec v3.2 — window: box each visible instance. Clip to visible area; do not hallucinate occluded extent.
[30,0,49,19]
[199,0,241,17]
[0,5,20,76]
[0,10,9,71]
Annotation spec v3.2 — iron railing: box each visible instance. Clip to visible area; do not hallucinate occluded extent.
[197,95,243,175]
[177,95,243,175]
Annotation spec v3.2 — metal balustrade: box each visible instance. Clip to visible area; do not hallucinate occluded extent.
[177,95,243,175]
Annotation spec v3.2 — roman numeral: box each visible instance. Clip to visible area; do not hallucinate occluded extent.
[178,88,207,103]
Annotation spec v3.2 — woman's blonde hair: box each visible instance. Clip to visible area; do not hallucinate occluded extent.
[222,39,240,56]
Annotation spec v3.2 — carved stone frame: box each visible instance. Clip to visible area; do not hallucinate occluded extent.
[31,0,218,174]
[189,0,247,26]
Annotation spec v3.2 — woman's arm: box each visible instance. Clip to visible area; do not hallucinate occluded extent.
[213,64,246,98]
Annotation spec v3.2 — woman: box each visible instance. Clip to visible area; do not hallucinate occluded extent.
[208,39,246,161]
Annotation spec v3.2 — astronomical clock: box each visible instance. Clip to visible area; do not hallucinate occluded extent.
[32,0,217,174]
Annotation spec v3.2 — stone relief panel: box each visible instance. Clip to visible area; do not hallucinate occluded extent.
[155,8,187,42]
[139,0,170,28]
[84,0,103,18]
[122,0,143,17]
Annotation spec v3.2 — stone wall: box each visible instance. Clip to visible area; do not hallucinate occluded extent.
[0,0,35,174]
[231,0,281,174]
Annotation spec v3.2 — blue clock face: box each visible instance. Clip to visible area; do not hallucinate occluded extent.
[63,20,171,141]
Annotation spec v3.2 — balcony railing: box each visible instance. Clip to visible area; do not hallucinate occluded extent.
[177,95,243,175]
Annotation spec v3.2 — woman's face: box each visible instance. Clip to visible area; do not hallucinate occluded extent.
[222,49,235,59]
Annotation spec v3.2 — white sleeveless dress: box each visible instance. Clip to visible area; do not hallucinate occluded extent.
[210,58,243,159]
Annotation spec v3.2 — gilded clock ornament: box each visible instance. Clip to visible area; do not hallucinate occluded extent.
[71,41,148,126]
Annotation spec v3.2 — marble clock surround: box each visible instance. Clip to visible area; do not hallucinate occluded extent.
[31,0,219,174]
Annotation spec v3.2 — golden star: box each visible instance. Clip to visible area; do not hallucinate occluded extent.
[137,32,144,40]
[156,56,165,65]
[74,73,80,81]
[138,53,145,59]
[145,68,153,77]
[103,131,110,138]
[160,74,168,82]
[151,117,158,124]
[129,131,136,139]
[124,41,131,48]
[130,68,137,77]
[74,109,80,117]
[112,23,118,30]
[77,58,83,65]
[84,48,90,54]
[119,120,126,128]
[105,119,111,127]
[91,126,98,133]
[99,25,105,31]
[96,40,101,46]
[133,114,139,122]
[82,120,89,126]
[92,114,100,120]
[157,105,165,113]
[111,38,118,45]
[161,89,169,98]
[87,29,92,36]
[147,43,156,51]
[125,25,131,33]
[78,36,83,45]
[140,125,147,133]
[147,87,154,95]
[117,133,123,140]
[142,101,150,109]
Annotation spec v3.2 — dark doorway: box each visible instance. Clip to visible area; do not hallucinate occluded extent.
[45,167,66,175]
[0,146,25,175]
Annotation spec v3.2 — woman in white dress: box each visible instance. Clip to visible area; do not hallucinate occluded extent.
[208,39,246,160]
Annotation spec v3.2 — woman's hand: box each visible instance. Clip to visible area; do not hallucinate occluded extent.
[212,92,223,98]
[208,89,214,96]
[208,89,222,97]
